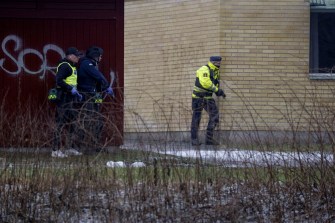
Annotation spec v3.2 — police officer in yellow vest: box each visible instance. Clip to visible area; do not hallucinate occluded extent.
[52,47,83,158]
[191,56,226,146]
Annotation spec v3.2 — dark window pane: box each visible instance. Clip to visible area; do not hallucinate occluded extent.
[318,13,335,73]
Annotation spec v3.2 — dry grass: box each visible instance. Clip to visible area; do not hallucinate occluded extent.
[0,87,335,222]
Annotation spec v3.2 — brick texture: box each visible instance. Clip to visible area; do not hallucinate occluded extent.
[125,0,221,133]
[125,0,335,135]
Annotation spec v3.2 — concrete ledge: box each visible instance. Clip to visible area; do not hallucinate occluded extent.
[309,73,335,80]
[123,130,334,147]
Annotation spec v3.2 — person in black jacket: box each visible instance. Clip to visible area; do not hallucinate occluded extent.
[77,47,109,93]
[77,46,114,153]
[52,47,83,158]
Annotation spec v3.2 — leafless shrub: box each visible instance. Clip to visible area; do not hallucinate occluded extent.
[0,83,335,222]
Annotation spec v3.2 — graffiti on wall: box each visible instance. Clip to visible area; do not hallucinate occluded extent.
[0,34,65,79]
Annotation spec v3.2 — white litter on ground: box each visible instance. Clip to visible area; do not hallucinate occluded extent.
[106,161,126,168]
[130,161,146,167]
[64,149,83,156]
[51,149,82,158]
[106,161,146,168]
[51,150,68,158]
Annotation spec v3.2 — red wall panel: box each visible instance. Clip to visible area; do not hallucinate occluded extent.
[0,0,124,147]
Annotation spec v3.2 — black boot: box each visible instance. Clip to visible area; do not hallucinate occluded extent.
[191,139,201,146]
[205,131,220,145]
[205,138,221,145]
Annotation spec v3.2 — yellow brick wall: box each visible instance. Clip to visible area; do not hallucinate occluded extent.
[124,0,335,134]
[124,0,221,133]
[221,0,312,131]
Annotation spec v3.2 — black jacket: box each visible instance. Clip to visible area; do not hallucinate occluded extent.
[77,57,109,93]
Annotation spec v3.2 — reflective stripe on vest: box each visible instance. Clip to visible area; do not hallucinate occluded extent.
[57,62,77,86]
[192,86,212,98]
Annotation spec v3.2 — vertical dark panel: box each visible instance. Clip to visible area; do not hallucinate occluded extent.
[0,0,124,147]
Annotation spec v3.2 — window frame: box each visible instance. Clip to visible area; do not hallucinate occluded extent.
[309,6,335,80]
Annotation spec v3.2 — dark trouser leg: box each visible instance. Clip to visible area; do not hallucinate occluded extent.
[76,102,85,149]
[93,103,103,151]
[53,101,67,150]
[53,110,62,150]
[67,101,78,148]
[204,99,219,144]
[83,101,96,148]
[191,98,204,141]
[56,96,77,149]
[78,94,102,152]
[76,95,92,149]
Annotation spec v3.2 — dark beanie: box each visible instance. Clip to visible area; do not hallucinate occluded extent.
[210,56,222,62]
[86,46,103,59]
[65,47,81,56]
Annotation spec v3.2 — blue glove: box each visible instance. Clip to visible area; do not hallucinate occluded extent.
[76,93,83,101]
[71,87,83,101]
[106,87,115,97]
[71,87,79,95]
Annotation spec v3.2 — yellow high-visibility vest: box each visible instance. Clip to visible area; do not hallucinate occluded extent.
[56,62,77,86]
[192,62,220,99]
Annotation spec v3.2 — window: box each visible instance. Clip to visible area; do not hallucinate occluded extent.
[310,2,335,79]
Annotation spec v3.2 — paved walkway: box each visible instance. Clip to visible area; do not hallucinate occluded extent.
[1,141,333,168]
[120,141,334,167]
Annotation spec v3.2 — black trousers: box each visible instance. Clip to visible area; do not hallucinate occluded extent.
[77,92,103,150]
[191,97,219,141]
[53,92,78,150]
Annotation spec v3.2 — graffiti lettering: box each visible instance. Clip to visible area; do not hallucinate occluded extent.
[0,34,65,79]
